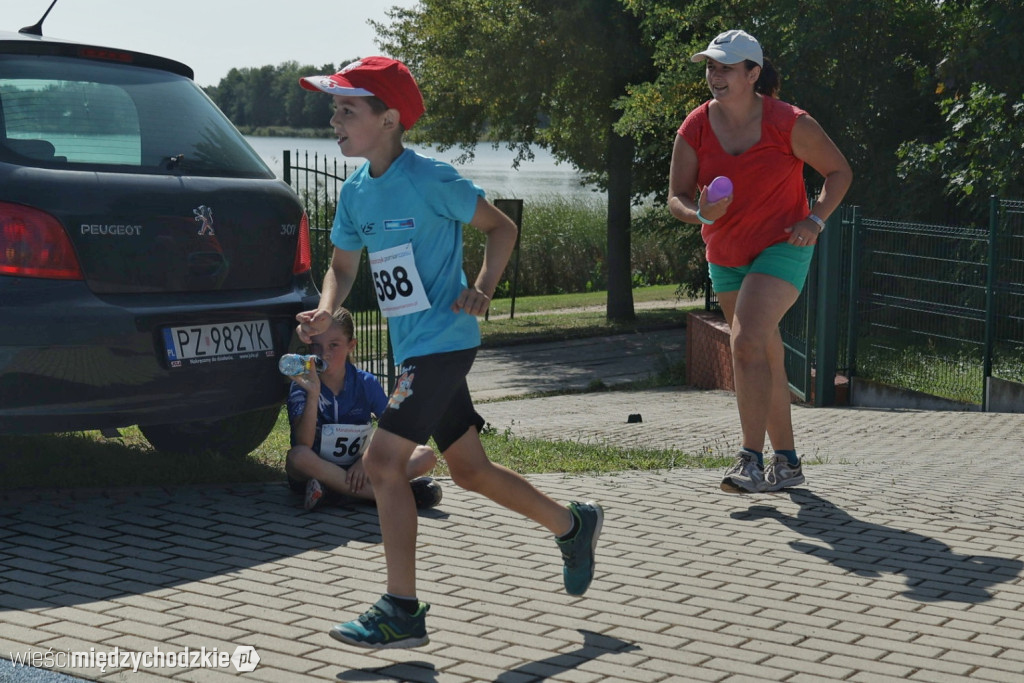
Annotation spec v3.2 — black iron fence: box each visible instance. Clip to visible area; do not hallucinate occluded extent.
[283,151,395,391]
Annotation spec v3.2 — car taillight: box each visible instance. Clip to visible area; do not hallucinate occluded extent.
[293,211,312,275]
[0,202,83,280]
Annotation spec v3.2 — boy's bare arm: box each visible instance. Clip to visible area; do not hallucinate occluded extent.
[452,197,518,315]
[297,248,362,343]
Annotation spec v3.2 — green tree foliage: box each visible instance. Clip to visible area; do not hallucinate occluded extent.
[203,0,1022,297]
[373,0,657,321]
[203,60,355,131]
[618,0,944,209]
[896,0,1024,223]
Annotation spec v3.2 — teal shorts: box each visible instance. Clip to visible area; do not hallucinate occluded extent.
[708,242,814,294]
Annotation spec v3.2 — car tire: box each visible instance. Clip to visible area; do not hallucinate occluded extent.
[140,405,282,459]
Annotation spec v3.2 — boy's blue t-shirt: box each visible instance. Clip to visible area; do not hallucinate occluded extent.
[331,148,485,365]
[286,361,388,454]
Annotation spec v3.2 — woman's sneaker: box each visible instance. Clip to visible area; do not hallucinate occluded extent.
[410,477,443,509]
[329,595,430,649]
[720,451,765,493]
[763,454,805,492]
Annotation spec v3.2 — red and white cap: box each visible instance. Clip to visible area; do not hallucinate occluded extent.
[299,56,425,130]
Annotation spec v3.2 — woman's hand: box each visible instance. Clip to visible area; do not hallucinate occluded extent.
[784,217,821,246]
[698,186,732,222]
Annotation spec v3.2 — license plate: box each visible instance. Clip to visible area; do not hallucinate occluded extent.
[162,320,274,368]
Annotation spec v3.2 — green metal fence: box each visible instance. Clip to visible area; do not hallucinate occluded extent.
[989,198,1024,388]
[283,151,395,391]
[842,198,1024,409]
[849,216,989,404]
[715,199,1023,409]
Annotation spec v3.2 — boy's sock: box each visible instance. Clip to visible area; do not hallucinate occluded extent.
[742,447,764,468]
[556,511,580,542]
[385,593,421,615]
[774,449,800,466]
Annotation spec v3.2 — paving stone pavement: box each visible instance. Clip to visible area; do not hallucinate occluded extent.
[2,330,1023,682]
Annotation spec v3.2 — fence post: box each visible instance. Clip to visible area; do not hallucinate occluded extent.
[982,195,999,411]
[845,206,862,378]
[493,198,524,319]
[813,211,843,406]
[283,150,291,186]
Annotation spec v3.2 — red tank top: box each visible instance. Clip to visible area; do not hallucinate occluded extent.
[678,96,809,267]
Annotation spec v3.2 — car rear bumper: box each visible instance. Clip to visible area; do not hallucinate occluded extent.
[0,278,319,433]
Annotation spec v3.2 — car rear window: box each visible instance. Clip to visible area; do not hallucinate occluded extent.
[0,54,272,178]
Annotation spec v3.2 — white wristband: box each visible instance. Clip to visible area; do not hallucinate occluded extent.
[807,213,826,233]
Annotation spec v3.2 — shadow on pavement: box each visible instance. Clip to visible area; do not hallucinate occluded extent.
[0,485,404,611]
[334,630,638,683]
[732,489,1024,603]
[337,661,438,683]
[495,630,639,682]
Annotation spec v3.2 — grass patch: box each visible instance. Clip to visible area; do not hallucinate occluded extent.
[1,286,705,492]
[856,342,985,405]
[0,409,728,492]
[486,284,691,316]
[481,307,692,347]
[0,412,293,491]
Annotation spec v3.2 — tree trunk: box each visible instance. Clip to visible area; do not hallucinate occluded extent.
[606,130,636,322]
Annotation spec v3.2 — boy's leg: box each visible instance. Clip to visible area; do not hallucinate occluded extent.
[329,430,429,650]
[360,429,419,597]
[444,427,571,535]
[444,426,603,596]
[406,445,438,479]
[407,445,443,510]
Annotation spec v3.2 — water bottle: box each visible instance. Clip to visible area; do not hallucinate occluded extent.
[278,353,327,377]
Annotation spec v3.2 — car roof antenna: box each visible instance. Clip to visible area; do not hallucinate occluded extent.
[20,0,61,37]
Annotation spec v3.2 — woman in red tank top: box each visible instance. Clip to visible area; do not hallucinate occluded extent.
[668,29,852,494]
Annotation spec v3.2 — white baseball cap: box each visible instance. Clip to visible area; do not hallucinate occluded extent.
[691,30,763,67]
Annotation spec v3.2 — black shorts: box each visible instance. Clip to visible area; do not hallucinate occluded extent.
[377,347,485,452]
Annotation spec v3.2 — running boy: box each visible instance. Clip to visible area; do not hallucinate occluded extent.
[284,306,441,512]
[296,56,603,649]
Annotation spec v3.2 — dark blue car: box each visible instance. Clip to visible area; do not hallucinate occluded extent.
[0,27,317,456]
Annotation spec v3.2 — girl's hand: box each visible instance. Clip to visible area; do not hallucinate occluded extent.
[346,458,368,493]
[290,365,321,395]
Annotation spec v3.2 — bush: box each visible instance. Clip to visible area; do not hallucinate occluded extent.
[462,194,701,297]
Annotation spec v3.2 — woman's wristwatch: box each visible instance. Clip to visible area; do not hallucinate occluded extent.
[807,213,826,232]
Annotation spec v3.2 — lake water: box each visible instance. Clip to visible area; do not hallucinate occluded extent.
[245,136,599,201]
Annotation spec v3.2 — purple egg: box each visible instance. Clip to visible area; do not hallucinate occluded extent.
[706,176,733,203]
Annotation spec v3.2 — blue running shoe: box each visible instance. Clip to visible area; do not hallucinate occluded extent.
[557,501,604,596]
[329,595,430,649]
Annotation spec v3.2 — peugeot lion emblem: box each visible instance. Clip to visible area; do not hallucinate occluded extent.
[193,205,215,236]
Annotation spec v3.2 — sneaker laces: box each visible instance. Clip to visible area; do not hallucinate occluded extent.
[726,451,755,475]
[357,604,387,626]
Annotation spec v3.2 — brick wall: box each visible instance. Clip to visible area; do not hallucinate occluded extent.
[686,310,734,391]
